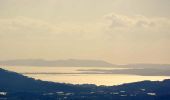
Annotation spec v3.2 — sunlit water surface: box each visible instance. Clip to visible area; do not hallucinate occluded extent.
[1,66,170,86]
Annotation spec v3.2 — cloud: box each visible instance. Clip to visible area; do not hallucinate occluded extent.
[104,13,170,29]
[0,16,104,40]
[0,17,57,37]
[103,12,170,43]
[0,14,170,42]
[0,16,107,61]
[0,13,170,63]
[104,13,131,28]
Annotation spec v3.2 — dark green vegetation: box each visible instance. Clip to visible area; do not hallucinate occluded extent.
[0,68,170,100]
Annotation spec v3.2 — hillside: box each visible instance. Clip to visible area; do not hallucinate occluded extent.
[0,68,170,100]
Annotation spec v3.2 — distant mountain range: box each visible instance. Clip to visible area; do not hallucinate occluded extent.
[1,59,170,76]
[1,59,170,68]
[0,68,170,100]
[0,59,114,67]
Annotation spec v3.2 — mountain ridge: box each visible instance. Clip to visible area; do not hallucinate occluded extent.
[0,59,114,67]
[1,59,170,68]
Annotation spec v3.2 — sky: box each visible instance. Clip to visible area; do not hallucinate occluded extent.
[0,0,170,64]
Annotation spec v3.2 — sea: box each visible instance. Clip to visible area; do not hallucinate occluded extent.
[1,66,170,86]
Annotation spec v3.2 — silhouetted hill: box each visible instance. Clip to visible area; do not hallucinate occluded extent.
[0,59,114,67]
[0,68,96,93]
[0,68,170,100]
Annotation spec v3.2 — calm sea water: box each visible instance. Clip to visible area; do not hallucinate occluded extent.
[1,66,170,86]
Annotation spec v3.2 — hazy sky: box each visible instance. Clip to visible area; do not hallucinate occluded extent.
[0,0,170,64]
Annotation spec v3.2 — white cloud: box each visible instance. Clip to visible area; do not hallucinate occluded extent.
[0,14,170,41]
[103,13,170,42]
[104,13,170,29]
[0,13,170,63]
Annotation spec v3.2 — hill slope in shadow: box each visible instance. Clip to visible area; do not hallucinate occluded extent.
[0,68,170,100]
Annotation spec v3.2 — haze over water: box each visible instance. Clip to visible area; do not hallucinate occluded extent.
[1,66,170,86]
[0,0,170,87]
